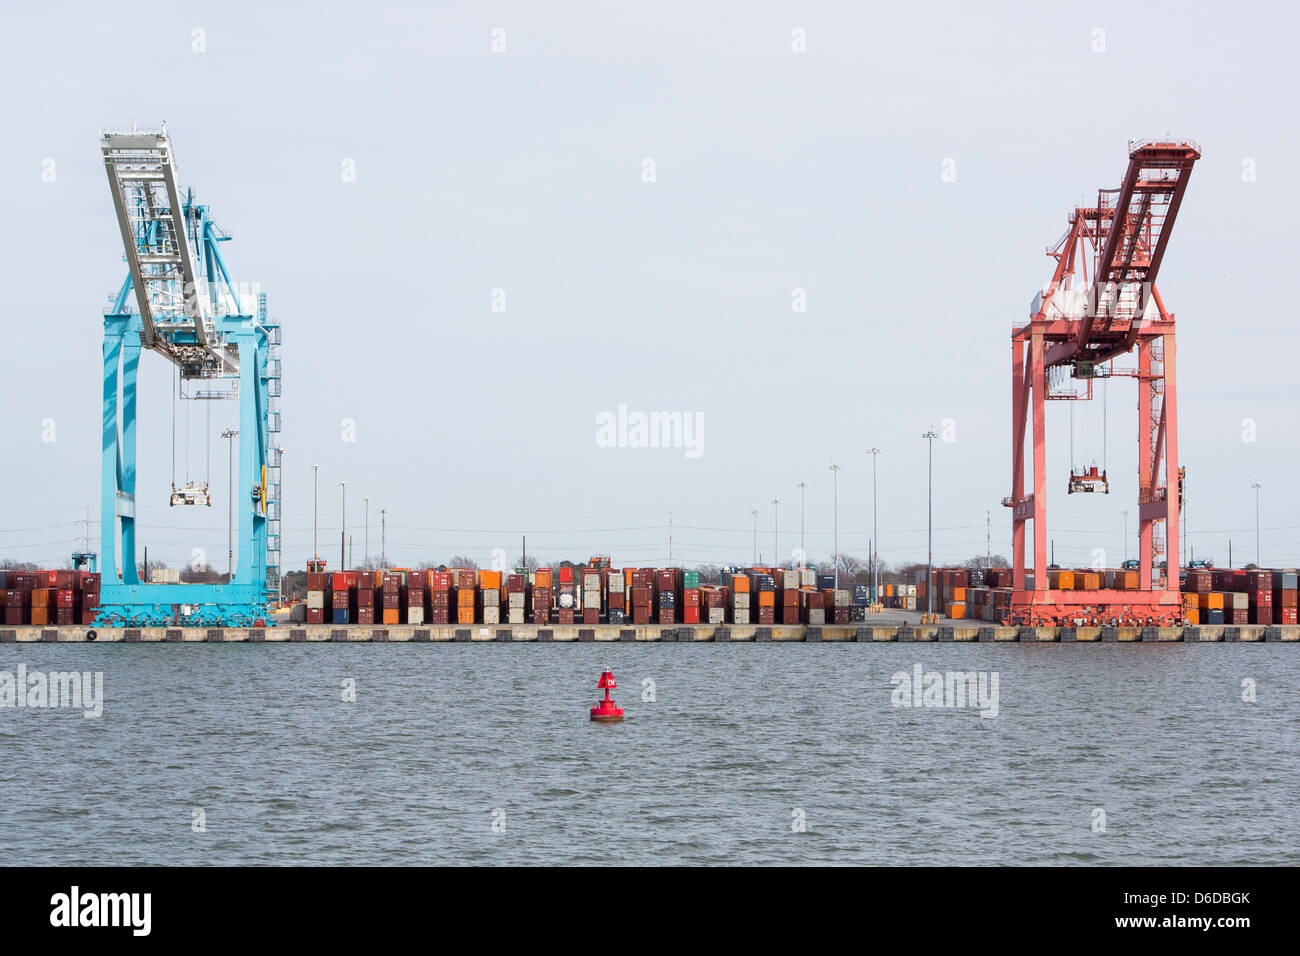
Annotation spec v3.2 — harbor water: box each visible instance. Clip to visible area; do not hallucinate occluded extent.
[2,643,1297,866]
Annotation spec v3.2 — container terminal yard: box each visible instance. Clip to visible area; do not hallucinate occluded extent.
[1,129,1295,645]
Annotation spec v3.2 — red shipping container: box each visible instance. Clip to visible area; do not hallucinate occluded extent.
[307,572,329,591]
[781,589,799,607]
[582,608,599,625]
[56,589,76,608]
[632,606,650,624]
[659,609,676,624]
[1279,606,1298,625]
[357,608,375,624]
[683,605,700,624]
[307,607,325,624]
[429,571,452,590]
[780,606,799,624]
[557,609,575,624]
[429,609,450,624]
[1253,607,1273,625]
[4,608,22,625]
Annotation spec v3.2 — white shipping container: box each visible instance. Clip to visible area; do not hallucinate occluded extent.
[807,608,825,625]
[407,607,424,625]
[482,606,500,624]
[733,609,750,624]
[583,592,600,610]
[734,592,750,609]
[307,590,325,610]
[508,607,525,624]
[707,607,725,624]
[508,592,526,609]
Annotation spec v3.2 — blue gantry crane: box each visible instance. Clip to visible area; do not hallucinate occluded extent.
[96,126,282,626]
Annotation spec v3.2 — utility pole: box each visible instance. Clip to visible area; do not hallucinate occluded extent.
[364,496,370,570]
[222,428,238,578]
[668,512,673,566]
[340,481,347,569]
[922,429,938,619]
[1122,510,1128,564]
[750,509,759,567]
[829,464,841,588]
[312,464,319,562]
[985,510,991,569]
[797,481,808,566]
[771,499,780,569]
[867,447,881,602]
[1251,482,1262,566]
[381,509,387,567]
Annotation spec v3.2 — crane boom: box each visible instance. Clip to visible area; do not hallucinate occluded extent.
[101,126,240,376]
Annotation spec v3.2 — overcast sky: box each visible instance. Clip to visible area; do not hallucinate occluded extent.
[1,1,1297,574]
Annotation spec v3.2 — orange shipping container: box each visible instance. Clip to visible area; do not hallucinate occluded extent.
[1184,606,1200,625]
[1198,592,1224,610]
[534,568,553,588]
[457,587,476,606]
[382,608,400,625]
[457,607,475,624]
[731,575,750,593]
[1050,570,1075,590]
[947,601,966,619]
[1182,592,1199,608]
[479,570,502,589]
[1077,572,1100,590]
[952,587,966,603]
[757,590,775,607]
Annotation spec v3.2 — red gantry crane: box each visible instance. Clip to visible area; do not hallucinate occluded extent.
[1006,140,1200,626]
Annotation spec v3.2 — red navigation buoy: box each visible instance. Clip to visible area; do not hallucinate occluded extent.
[590,667,624,722]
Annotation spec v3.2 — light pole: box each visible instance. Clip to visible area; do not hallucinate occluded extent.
[340,481,347,569]
[380,509,387,568]
[923,429,938,618]
[312,464,319,562]
[829,464,841,588]
[771,499,780,568]
[797,481,808,567]
[867,448,881,602]
[1122,510,1128,564]
[1252,482,1262,566]
[751,509,759,566]
[364,497,370,570]
[221,429,238,579]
